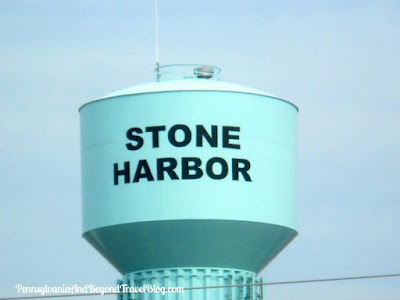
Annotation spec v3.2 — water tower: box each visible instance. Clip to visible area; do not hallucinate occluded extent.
[79,64,298,299]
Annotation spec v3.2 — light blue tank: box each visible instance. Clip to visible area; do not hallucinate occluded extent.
[79,65,298,299]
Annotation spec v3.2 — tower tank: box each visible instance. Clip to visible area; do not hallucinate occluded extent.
[79,65,298,299]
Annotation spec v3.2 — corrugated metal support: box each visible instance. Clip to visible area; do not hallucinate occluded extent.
[117,268,263,300]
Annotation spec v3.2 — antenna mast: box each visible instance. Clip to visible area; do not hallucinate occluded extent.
[155,0,160,80]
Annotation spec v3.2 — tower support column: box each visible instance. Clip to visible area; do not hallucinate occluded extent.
[117,268,263,300]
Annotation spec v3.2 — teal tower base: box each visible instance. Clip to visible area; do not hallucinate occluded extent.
[117,268,263,300]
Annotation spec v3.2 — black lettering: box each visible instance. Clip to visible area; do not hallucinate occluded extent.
[168,124,192,147]
[126,128,144,151]
[182,157,203,179]
[146,126,166,148]
[157,158,179,180]
[114,162,130,185]
[232,159,252,181]
[223,126,240,149]
[133,160,154,182]
[206,157,228,180]
[196,125,217,147]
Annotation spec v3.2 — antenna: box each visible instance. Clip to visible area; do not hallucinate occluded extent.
[155,0,160,80]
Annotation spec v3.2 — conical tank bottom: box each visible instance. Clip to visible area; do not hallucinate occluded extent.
[83,219,297,275]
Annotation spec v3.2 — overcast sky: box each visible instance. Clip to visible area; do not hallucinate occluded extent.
[1,1,400,299]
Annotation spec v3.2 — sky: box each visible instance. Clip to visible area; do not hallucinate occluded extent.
[1,0,400,299]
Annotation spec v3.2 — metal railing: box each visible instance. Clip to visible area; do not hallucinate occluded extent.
[155,64,221,81]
